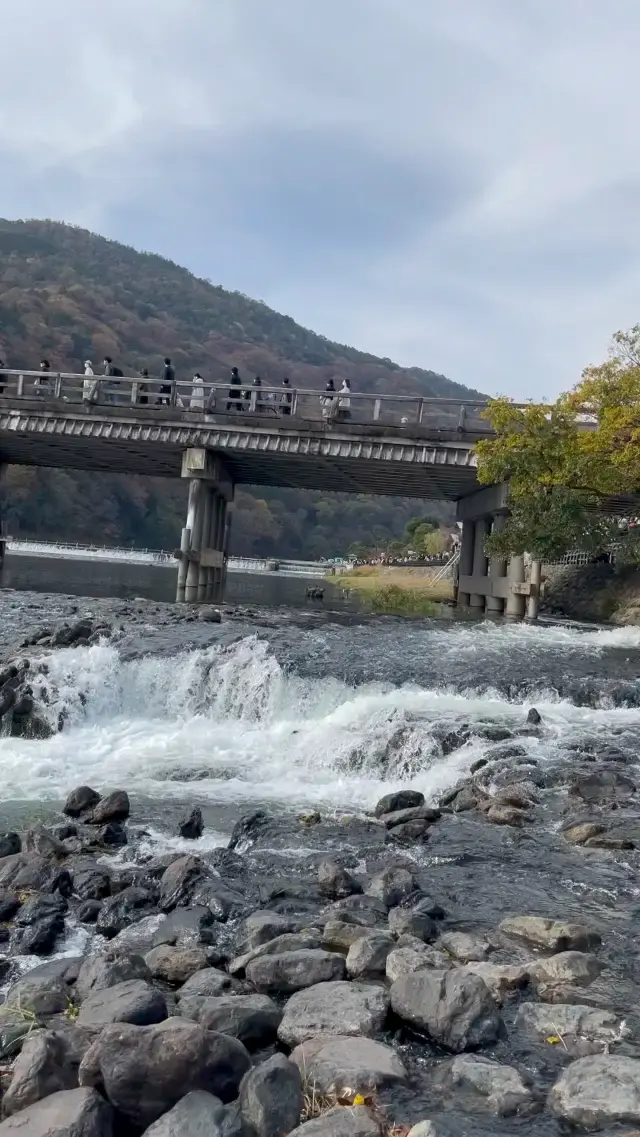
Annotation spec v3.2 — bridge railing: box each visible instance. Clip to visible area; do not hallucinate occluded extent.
[0,368,497,431]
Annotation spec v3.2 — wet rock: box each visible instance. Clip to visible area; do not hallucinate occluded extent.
[232,931,323,975]
[97,822,127,847]
[390,969,503,1051]
[3,976,76,1032]
[237,911,297,953]
[563,821,607,845]
[176,967,233,999]
[63,786,101,818]
[179,807,204,840]
[386,820,431,843]
[516,1002,622,1048]
[450,1054,532,1115]
[178,994,282,1049]
[108,913,166,956]
[151,904,214,947]
[79,1019,251,1127]
[77,900,102,923]
[190,878,245,921]
[228,810,273,852]
[446,787,478,813]
[145,944,210,985]
[549,1054,640,1126]
[318,859,362,899]
[328,895,388,925]
[527,707,542,725]
[572,769,636,805]
[321,921,369,954]
[486,804,528,826]
[491,782,538,810]
[438,932,491,963]
[247,949,346,993]
[239,1053,303,1137]
[0,889,21,920]
[77,979,167,1028]
[374,790,424,817]
[399,893,446,919]
[278,981,389,1047]
[407,1125,436,1137]
[288,1105,380,1137]
[378,806,440,829]
[22,825,67,860]
[158,856,208,911]
[346,933,395,978]
[87,789,130,824]
[291,1036,408,1094]
[16,911,65,955]
[0,833,21,859]
[499,915,601,952]
[75,951,152,1001]
[386,946,452,983]
[460,962,529,1003]
[0,1087,113,1136]
[142,1091,240,1137]
[388,906,437,943]
[529,951,601,991]
[366,866,416,908]
[586,833,635,850]
[96,886,156,938]
[0,853,62,893]
[72,860,112,901]
[1,1026,91,1117]
[199,606,222,623]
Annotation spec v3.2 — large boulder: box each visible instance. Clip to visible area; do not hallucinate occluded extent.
[247,950,346,994]
[390,969,503,1051]
[0,833,21,859]
[75,951,151,1001]
[366,866,415,908]
[374,790,425,817]
[77,980,168,1028]
[528,951,601,991]
[388,907,437,943]
[278,981,389,1047]
[571,770,635,805]
[177,994,282,1050]
[231,931,322,976]
[291,1036,407,1094]
[95,887,156,939]
[108,914,166,957]
[236,911,297,953]
[4,974,70,1019]
[239,1054,303,1137]
[460,962,528,1004]
[498,916,601,952]
[176,968,233,1000]
[548,1055,640,1127]
[63,786,101,818]
[318,860,361,900]
[0,1087,113,1136]
[151,905,214,948]
[179,807,204,840]
[2,1027,91,1117]
[87,790,130,824]
[386,946,450,984]
[79,1019,251,1128]
[450,1055,532,1116]
[158,856,207,911]
[322,922,369,954]
[142,1091,242,1137]
[438,932,491,963]
[346,933,395,978]
[377,806,440,829]
[144,944,210,985]
[516,1002,622,1047]
[71,861,112,902]
[288,1105,380,1137]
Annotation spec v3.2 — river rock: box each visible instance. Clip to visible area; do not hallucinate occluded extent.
[108,913,166,956]
[516,1002,622,1047]
[445,786,478,813]
[5,975,70,1019]
[0,852,65,893]
[247,949,346,993]
[439,932,491,963]
[386,819,431,843]
[237,911,297,953]
[176,967,233,999]
[278,981,389,1047]
[96,886,156,938]
[572,769,636,805]
[75,951,152,1001]
[288,1105,380,1137]
[322,921,369,953]
[63,786,101,818]
[291,1036,407,1094]
[178,807,204,840]
[549,1055,640,1126]
[386,946,451,983]
[87,789,130,824]
[486,804,528,826]
[366,866,416,908]
[151,905,214,947]
[407,1125,436,1137]
[0,833,21,859]
[374,790,424,817]
[178,993,282,1049]
[390,969,503,1051]
[157,855,206,910]
[16,892,66,927]
[449,1054,532,1115]
[144,944,210,984]
[499,915,601,952]
[529,950,601,991]
[378,805,441,829]
[72,860,112,901]
[2,1027,92,1117]
[190,877,245,921]
[346,932,395,978]
[460,962,529,1003]
[239,1053,303,1137]
[15,911,65,955]
[79,1019,251,1127]
[77,979,168,1028]
[0,1087,113,1137]
[329,895,388,925]
[318,859,362,899]
[0,890,21,920]
[563,821,607,845]
[232,931,323,975]
[141,1091,234,1137]
[23,824,69,860]
[388,906,437,943]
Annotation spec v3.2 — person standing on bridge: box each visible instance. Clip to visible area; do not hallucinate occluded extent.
[34,359,52,397]
[338,377,351,417]
[158,357,174,406]
[138,368,150,405]
[280,376,293,416]
[82,360,98,404]
[321,378,336,418]
[0,359,6,396]
[190,372,205,412]
[227,366,243,412]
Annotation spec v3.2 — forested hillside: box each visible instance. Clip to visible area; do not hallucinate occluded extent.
[0,219,473,555]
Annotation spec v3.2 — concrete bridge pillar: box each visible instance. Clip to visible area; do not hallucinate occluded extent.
[457,520,474,607]
[485,515,507,616]
[504,555,526,621]
[176,449,233,605]
[469,518,489,610]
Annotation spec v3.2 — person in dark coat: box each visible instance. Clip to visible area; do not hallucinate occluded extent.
[321,377,335,418]
[0,359,7,396]
[138,368,150,405]
[280,376,293,415]
[158,357,175,406]
[227,366,243,411]
[35,359,51,396]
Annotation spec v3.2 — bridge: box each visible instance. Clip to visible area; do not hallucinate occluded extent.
[0,366,579,619]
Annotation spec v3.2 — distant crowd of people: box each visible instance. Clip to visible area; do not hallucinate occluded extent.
[0,358,354,418]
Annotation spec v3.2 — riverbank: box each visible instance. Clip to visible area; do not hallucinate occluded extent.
[543,562,640,625]
[332,566,453,616]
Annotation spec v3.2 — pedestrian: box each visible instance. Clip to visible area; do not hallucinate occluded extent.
[0,359,7,396]
[251,375,263,411]
[34,359,51,396]
[190,372,205,412]
[158,357,175,406]
[138,368,150,406]
[280,376,293,416]
[321,378,336,418]
[82,359,98,403]
[227,366,243,411]
[102,356,123,404]
[338,377,351,419]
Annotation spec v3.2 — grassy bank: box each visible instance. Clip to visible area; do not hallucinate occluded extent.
[332,565,453,616]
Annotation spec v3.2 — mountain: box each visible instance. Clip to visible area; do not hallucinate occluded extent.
[0,219,478,556]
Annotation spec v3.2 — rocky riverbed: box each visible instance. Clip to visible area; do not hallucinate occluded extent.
[2,594,640,1134]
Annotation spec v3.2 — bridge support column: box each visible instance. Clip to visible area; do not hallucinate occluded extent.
[505,555,526,621]
[526,558,541,622]
[486,515,507,616]
[184,480,204,604]
[457,520,474,607]
[469,518,489,611]
[198,486,213,603]
[176,449,233,605]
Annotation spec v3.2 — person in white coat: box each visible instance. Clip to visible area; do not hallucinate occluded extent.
[338,378,351,417]
[82,360,98,403]
[190,372,205,412]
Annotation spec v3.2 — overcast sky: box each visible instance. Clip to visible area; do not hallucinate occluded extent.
[1,0,639,398]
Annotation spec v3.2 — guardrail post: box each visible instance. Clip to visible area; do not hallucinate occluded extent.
[54,374,62,399]
[130,382,139,405]
[291,390,298,416]
[373,398,381,421]
[418,399,424,424]
[16,374,24,397]
[458,404,467,431]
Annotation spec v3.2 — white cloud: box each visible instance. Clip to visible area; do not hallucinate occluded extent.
[1,0,640,397]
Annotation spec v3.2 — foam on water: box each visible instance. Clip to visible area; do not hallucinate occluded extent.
[2,624,640,809]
